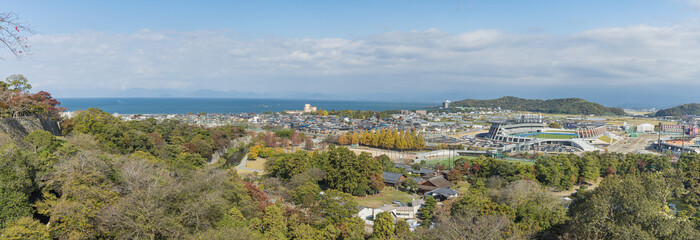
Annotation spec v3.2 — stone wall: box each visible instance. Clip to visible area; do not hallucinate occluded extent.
[0,117,61,140]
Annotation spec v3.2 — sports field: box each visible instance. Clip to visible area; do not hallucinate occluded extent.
[599,135,616,143]
[546,130,576,133]
[426,156,476,168]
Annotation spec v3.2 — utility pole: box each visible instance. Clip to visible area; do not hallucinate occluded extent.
[682,126,686,155]
[658,122,662,151]
[450,146,453,169]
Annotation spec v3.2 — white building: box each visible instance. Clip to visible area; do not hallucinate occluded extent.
[442,100,451,109]
[357,199,425,225]
[637,123,655,133]
[303,104,318,113]
[358,206,383,224]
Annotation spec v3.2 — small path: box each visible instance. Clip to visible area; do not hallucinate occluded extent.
[551,177,603,198]
[235,154,263,172]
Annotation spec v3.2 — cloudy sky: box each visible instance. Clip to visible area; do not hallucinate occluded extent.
[2,0,700,107]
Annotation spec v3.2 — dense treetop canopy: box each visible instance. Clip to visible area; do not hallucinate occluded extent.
[451,96,626,115]
[655,103,700,117]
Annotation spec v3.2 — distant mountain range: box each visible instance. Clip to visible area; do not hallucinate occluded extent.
[450,96,626,115]
[654,103,700,117]
[50,87,698,109]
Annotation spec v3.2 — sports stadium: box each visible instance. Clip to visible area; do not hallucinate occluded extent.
[485,114,606,152]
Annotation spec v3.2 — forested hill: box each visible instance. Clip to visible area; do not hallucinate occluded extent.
[654,103,700,117]
[451,96,626,115]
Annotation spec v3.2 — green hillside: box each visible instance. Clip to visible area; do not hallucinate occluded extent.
[654,103,700,117]
[451,96,625,115]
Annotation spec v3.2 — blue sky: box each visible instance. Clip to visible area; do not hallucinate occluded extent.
[6,1,696,36]
[2,0,700,107]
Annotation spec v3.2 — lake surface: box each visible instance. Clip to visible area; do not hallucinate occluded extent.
[58,98,436,114]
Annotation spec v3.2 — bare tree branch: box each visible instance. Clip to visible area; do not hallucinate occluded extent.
[0,12,36,59]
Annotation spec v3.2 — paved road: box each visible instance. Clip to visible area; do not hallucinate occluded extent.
[609,133,656,153]
[235,154,263,172]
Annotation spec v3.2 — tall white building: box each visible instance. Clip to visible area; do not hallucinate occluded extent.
[442,100,451,109]
[303,104,318,113]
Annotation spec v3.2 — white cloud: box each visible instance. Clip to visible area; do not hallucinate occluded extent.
[2,25,700,97]
[680,0,700,10]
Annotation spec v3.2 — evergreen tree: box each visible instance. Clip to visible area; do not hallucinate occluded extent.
[0,217,51,240]
[252,204,287,240]
[372,211,395,239]
[395,219,412,239]
[421,196,437,226]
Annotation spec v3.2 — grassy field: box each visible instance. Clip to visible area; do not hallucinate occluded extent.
[245,158,267,170]
[604,117,676,126]
[425,156,476,168]
[624,110,654,116]
[599,135,616,143]
[453,181,470,194]
[237,158,266,176]
[540,113,584,119]
[355,187,418,208]
[236,169,259,175]
[545,130,576,133]
[501,158,536,166]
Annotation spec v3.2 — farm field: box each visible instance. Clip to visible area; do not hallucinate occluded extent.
[605,118,676,126]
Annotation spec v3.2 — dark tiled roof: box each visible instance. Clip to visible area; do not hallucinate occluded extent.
[409,168,435,175]
[426,188,459,198]
[395,163,412,170]
[418,185,437,191]
[412,177,427,185]
[382,172,405,184]
[427,176,455,189]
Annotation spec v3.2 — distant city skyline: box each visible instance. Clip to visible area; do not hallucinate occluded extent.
[1,0,700,108]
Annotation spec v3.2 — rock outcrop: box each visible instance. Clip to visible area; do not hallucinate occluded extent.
[0,117,61,140]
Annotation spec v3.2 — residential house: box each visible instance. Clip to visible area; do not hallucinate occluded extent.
[357,198,427,226]
[394,163,412,171]
[357,206,385,224]
[392,207,416,219]
[417,176,454,194]
[425,188,459,201]
[407,168,436,176]
[382,172,406,188]
[411,177,427,185]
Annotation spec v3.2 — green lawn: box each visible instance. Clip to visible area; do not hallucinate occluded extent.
[501,158,536,166]
[245,158,267,170]
[355,187,418,208]
[545,130,576,133]
[599,135,615,143]
[454,181,470,194]
[425,156,476,168]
